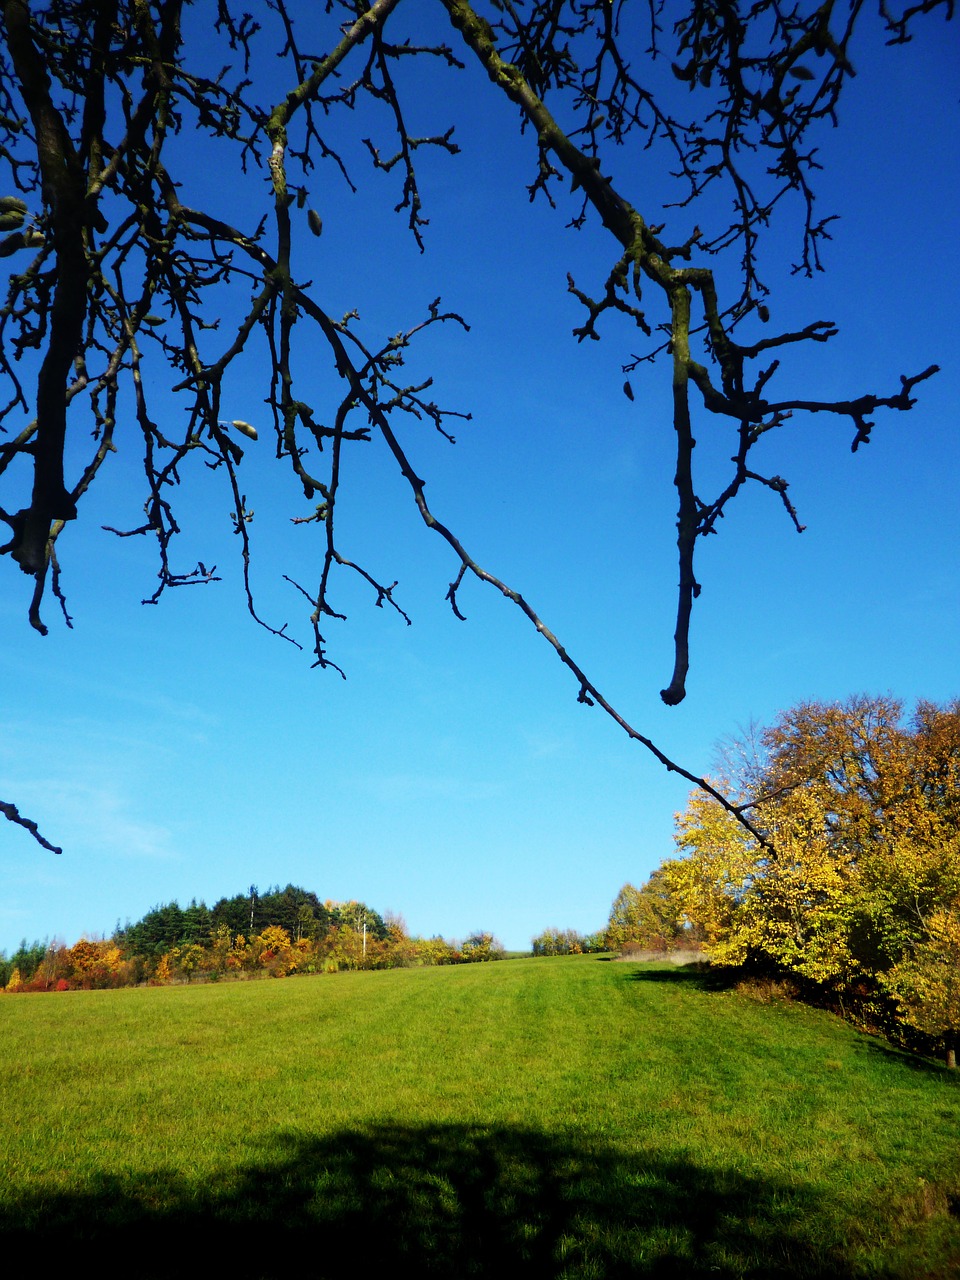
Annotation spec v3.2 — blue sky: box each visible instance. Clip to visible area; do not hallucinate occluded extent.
[1,7,957,953]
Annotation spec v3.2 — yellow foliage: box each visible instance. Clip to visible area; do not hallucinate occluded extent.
[68,939,102,972]
[256,925,297,975]
[666,697,960,998]
[885,903,960,1039]
[257,925,292,952]
[667,789,756,961]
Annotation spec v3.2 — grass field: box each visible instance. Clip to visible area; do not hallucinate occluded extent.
[2,956,958,1276]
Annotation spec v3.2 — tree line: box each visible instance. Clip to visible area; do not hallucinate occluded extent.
[605,696,960,1067]
[0,883,505,990]
[530,928,604,957]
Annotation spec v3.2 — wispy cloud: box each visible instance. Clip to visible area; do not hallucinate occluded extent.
[2,773,175,862]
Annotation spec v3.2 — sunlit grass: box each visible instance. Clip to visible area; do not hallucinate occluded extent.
[2,956,958,1275]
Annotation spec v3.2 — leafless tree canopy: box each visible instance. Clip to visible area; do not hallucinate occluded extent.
[0,0,951,850]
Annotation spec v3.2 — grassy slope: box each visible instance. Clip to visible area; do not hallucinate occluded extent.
[1,956,958,1277]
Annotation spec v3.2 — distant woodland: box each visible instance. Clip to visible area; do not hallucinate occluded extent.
[0,884,507,989]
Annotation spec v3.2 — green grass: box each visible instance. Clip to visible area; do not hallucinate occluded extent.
[2,956,958,1276]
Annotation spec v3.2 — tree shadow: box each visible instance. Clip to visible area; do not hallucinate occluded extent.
[862,1036,959,1078]
[624,964,739,993]
[625,966,960,1082]
[1,1122,874,1277]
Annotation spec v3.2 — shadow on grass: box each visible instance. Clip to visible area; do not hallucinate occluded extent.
[862,1035,959,1078]
[2,1122,870,1277]
[625,964,739,993]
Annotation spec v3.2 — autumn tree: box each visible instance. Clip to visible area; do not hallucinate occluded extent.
[885,906,960,1069]
[666,696,960,1057]
[254,924,299,976]
[604,870,690,954]
[0,0,952,852]
[461,931,505,961]
[413,935,459,966]
[666,786,757,961]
